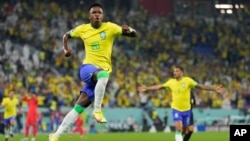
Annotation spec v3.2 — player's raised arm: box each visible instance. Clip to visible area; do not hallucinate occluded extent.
[121,25,137,37]
[137,84,164,93]
[62,31,72,57]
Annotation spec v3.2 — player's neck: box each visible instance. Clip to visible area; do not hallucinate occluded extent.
[176,76,183,81]
[91,23,102,29]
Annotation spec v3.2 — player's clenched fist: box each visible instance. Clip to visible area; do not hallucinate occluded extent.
[64,48,72,57]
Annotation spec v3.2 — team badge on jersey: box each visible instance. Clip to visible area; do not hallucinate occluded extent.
[182,83,186,88]
[100,32,106,39]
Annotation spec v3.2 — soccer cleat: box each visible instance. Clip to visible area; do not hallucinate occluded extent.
[49,134,58,141]
[92,111,107,123]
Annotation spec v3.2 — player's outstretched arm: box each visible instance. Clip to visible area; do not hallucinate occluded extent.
[137,84,164,93]
[195,84,226,95]
[121,25,137,37]
[63,31,72,57]
[0,103,6,109]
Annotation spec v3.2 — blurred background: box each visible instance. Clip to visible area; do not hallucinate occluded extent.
[0,0,250,134]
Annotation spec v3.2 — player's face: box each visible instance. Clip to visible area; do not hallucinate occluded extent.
[173,68,183,79]
[89,6,103,28]
[9,91,14,98]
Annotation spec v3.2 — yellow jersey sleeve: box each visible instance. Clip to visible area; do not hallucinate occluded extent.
[163,79,172,88]
[187,77,198,88]
[107,22,122,37]
[70,24,85,38]
[1,98,6,106]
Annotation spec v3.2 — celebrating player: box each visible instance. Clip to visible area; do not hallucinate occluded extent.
[0,91,19,141]
[49,3,137,141]
[21,90,38,141]
[138,66,225,141]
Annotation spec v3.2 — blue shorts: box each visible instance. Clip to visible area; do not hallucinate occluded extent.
[79,64,101,102]
[172,109,191,126]
[4,116,16,126]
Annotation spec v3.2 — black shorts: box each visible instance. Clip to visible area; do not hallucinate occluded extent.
[189,110,194,125]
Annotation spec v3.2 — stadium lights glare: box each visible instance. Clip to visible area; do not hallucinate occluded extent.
[220,10,225,14]
[215,4,233,9]
[236,4,244,9]
[215,4,244,9]
[226,9,233,14]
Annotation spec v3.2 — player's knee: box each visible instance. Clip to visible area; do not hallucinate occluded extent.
[97,70,109,80]
[10,121,15,126]
[188,125,194,132]
[174,121,183,131]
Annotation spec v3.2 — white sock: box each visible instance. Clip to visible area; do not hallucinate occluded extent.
[5,128,9,138]
[31,137,36,141]
[9,126,13,135]
[175,132,183,141]
[94,78,108,112]
[54,109,79,138]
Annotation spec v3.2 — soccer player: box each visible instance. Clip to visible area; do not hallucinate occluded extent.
[49,3,136,141]
[138,66,225,141]
[21,90,38,141]
[0,90,19,141]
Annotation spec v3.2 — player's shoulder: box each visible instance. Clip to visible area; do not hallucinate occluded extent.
[105,21,120,27]
[74,23,90,30]
[2,97,9,102]
[166,78,175,83]
[183,76,193,81]
[14,97,19,102]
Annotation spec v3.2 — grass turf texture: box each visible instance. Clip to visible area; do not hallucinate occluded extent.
[0,132,229,141]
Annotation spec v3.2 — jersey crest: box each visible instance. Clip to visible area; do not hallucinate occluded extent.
[100,31,106,39]
[181,83,186,88]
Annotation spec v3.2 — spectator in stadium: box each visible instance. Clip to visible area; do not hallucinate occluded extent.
[138,66,225,141]
[49,3,137,141]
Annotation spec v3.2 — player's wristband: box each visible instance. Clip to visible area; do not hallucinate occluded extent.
[128,27,136,33]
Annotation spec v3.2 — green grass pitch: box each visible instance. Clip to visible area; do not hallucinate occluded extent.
[0,132,229,141]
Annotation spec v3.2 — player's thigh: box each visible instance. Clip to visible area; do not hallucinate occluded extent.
[188,125,194,132]
[79,64,101,84]
[172,109,184,131]
[181,110,191,125]
[76,91,92,108]
[26,120,37,127]
[4,118,11,127]
[174,120,183,131]
[10,117,16,126]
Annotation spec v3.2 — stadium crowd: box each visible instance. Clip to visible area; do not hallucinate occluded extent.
[0,0,250,111]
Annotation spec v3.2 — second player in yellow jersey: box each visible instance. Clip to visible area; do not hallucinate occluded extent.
[163,77,197,111]
[138,65,225,141]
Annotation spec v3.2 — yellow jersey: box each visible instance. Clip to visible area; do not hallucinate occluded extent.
[163,77,197,111]
[1,97,19,118]
[70,22,122,73]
